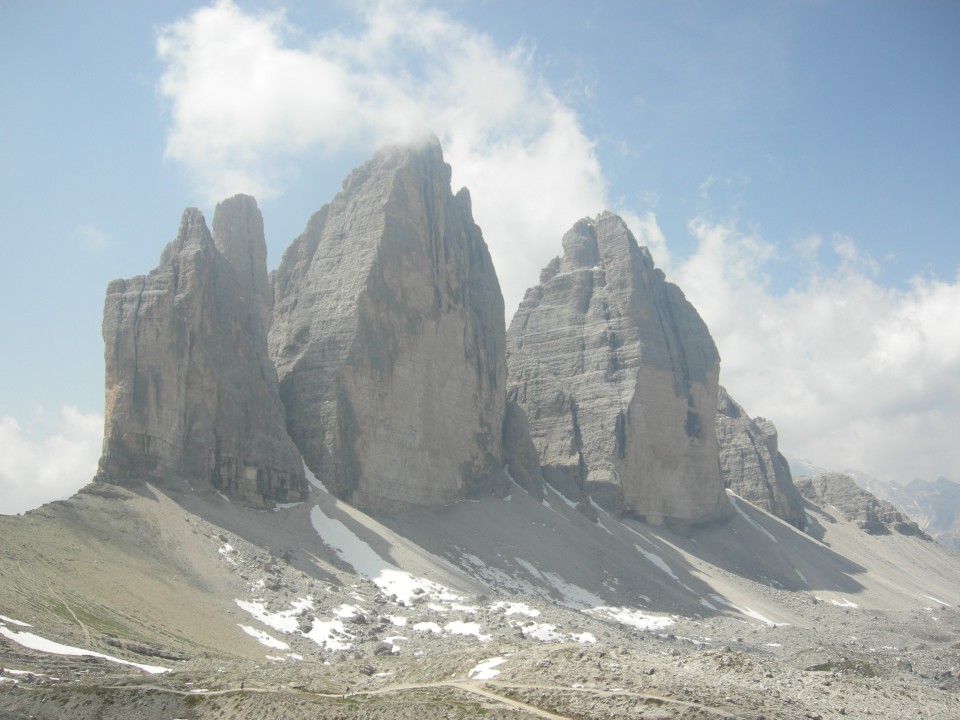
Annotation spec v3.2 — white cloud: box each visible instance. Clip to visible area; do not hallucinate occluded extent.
[669,218,960,484]
[0,407,103,515]
[156,0,605,316]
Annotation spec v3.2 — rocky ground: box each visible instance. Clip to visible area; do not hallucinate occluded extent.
[4,600,960,719]
[3,480,960,718]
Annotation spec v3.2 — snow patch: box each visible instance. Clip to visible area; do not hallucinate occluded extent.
[413,622,442,633]
[304,619,353,650]
[587,606,675,631]
[829,598,859,608]
[514,557,604,609]
[273,501,304,510]
[0,615,31,627]
[238,625,289,650]
[235,598,308,634]
[520,622,564,642]
[0,624,169,674]
[468,656,508,679]
[310,506,455,605]
[333,603,366,619]
[921,594,950,607]
[634,543,680,582]
[444,621,490,641]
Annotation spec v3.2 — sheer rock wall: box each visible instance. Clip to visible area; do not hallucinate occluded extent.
[269,139,507,511]
[98,197,307,506]
[507,213,727,524]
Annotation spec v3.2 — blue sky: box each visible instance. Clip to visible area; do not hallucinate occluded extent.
[2,0,958,513]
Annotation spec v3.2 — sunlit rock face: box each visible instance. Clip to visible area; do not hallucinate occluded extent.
[269,138,508,512]
[507,212,727,524]
[98,197,307,506]
[716,386,805,529]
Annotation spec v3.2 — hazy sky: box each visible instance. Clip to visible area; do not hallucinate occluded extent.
[2,0,958,514]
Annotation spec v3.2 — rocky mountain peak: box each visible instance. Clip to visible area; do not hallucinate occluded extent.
[97,204,306,507]
[211,193,272,329]
[269,138,508,511]
[507,212,727,525]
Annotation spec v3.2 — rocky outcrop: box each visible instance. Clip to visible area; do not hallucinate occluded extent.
[716,386,805,529]
[507,212,727,525]
[269,138,507,512]
[796,473,929,538]
[97,197,307,507]
[502,401,546,501]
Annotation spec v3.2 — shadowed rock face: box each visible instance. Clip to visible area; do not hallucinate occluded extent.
[716,386,805,529]
[97,197,307,507]
[269,138,508,511]
[507,212,727,524]
[797,473,930,538]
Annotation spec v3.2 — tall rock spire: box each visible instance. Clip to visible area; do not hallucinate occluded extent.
[97,198,307,506]
[507,212,728,525]
[269,137,508,511]
[211,193,273,332]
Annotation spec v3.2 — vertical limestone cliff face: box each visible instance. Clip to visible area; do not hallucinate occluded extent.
[507,212,727,524]
[716,386,805,529]
[97,197,307,507]
[269,138,507,511]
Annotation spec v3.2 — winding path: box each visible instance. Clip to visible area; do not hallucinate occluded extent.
[90,676,734,718]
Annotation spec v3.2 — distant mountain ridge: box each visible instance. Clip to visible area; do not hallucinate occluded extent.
[789,460,959,549]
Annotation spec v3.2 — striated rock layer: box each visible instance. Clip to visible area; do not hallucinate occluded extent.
[797,473,929,538]
[507,212,727,524]
[716,386,805,529]
[269,138,507,511]
[97,196,307,507]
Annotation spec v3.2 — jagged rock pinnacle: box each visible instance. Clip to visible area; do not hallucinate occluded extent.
[97,201,307,507]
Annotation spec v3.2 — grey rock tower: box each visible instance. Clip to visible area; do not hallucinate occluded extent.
[507,212,727,525]
[269,138,508,511]
[97,197,307,506]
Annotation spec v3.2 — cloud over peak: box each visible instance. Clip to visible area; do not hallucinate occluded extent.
[152,0,960,487]
[156,0,605,316]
